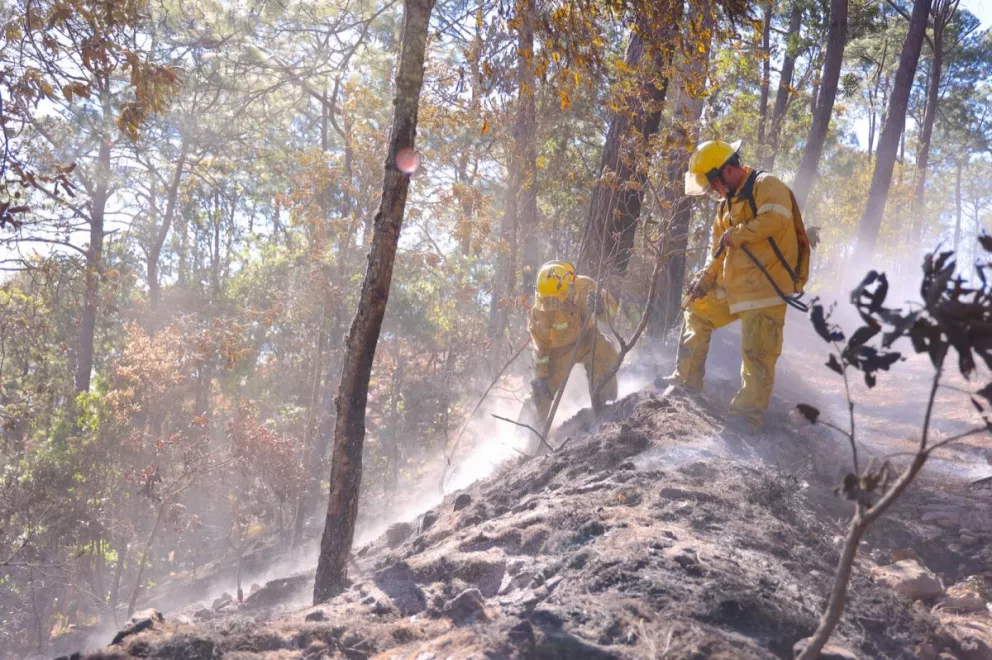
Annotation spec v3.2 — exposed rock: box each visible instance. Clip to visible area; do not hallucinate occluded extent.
[386,522,414,548]
[419,510,439,534]
[249,583,262,596]
[442,587,488,623]
[193,608,212,621]
[304,610,328,622]
[374,562,427,616]
[243,574,311,609]
[111,609,164,645]
[211,593,231,610]
[453,493,472,512]
[960,533,980,547]
[891,548,922,563]
[793,637,859,659]
[872,559,945,601]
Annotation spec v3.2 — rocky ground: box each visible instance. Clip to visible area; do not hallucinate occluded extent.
[51,365,992,659]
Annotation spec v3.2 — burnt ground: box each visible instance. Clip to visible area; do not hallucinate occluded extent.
[59,356,992,660]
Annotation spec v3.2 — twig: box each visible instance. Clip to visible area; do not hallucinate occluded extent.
[490,413,554,454]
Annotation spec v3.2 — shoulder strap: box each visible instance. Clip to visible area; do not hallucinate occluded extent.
[738,169,763,217]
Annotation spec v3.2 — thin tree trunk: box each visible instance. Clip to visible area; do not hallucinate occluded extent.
[109,539,128,613]
[291,300,329,550]
[127,504,165,618]
[75,136,111,394]
[765,0,803,169]
[580,4,681,275]
[866,41,889,158]
[489,0,537,340]
[953,158,963,254]
[792,0,848,207]
[910,0,958,249]
[313,0,434,604]
[148,142,189,312]
[516,0,539,296]
[757,0,773,150]
[854,0,933,260]
[648,0,713,338]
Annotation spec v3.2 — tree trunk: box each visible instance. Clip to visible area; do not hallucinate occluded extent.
[313,0,434,604]
[765,0,803,169]
[75,136,111,394]
[953,158,963,254]
[792,0,848,207]
[853,0,933,260]
[489,0,537,340]
[127,504,165,618]
[580,5,681,276]
[291,301,329,550]
[516,1,539,297]
[148,143,189,312]
[910,0,958,249]
[109,539,128,613]
[757,0,773,151]
[647,0,713,338]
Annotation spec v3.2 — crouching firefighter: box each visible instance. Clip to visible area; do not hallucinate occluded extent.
[517,261,619,452]
[664,139,812,432]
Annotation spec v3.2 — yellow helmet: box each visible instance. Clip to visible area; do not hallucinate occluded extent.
[684,139,743,196]
[535,260,576,306]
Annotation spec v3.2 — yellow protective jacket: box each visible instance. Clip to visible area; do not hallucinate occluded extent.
[699,168,806,314]
[528,276,618,378]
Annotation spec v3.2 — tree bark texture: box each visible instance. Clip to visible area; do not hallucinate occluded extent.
[853,0,933,260]
[792,0,848,207]
[75,135,111,394]
[910,0,959,249]
[764,0,803,169]
[647,0,713,338]
[489,0,537,340]
[313,0,433,604]
[580,5,680,276]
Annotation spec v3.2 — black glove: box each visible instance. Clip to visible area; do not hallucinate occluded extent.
[531,377,552,399]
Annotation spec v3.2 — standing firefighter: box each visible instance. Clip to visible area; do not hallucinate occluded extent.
[666,139,811,431]
[520,261,619,446]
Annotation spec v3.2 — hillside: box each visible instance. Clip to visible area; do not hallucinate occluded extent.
[51,350,992,660]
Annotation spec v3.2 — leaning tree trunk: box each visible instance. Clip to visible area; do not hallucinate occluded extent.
[489,0,537,341]
[764,0,803,170]
[792,0,848,207]
[313,0,434,604]
[580,3,681,276]
[853,0,933,261]
[647,0,713,338]
[909,0,958,250]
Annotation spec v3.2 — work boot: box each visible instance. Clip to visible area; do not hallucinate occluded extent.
[724,413,761,437]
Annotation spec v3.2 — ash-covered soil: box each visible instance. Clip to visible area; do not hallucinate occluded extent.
[63,384,992,660]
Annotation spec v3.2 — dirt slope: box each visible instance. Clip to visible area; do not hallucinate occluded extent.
[64,381,992,660]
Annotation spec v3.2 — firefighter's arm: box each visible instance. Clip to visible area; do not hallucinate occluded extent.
[527,308,552,378]
[725,177,792,247]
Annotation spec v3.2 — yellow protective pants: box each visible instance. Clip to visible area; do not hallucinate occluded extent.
[674,295,786,428]
[534,331,618,422]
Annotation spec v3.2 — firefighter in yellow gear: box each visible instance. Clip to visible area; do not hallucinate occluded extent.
[526,261,619,426]
[671,139,811,430]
